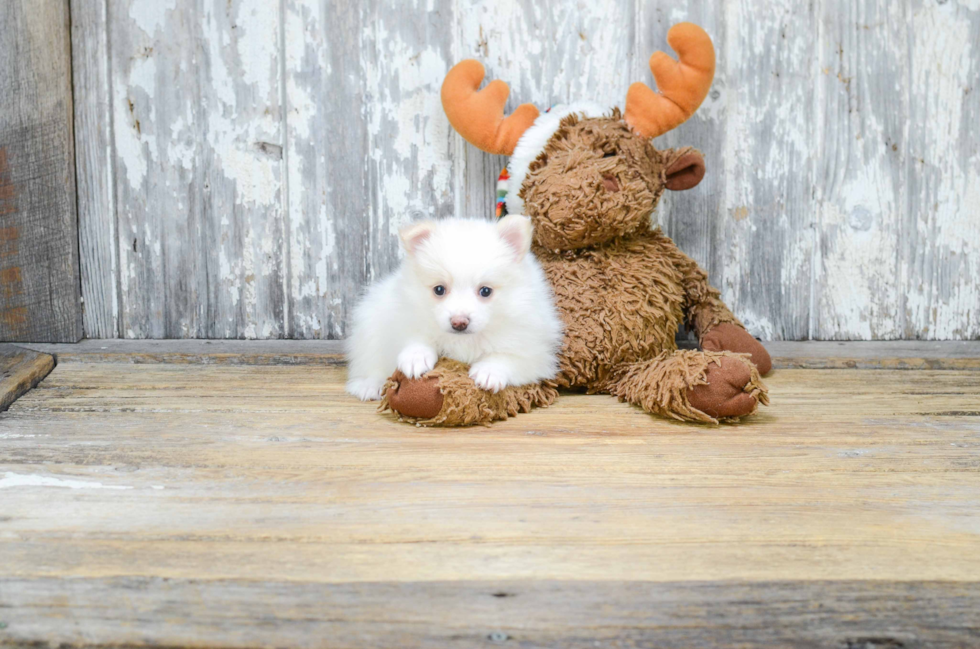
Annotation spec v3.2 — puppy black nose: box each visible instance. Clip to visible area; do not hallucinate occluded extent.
[451,316,469,331]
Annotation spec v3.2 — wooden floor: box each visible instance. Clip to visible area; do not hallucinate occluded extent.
[2,346,980,647]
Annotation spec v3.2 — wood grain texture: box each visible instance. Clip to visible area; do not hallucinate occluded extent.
[109,0,286,339]
[69,0,980,340]
[283,0,456,339]
[812,0,908,340]
[71,0,119,339]
[0,0,81,342]
[1,360,979,644]
[904,0,980,339]
[2,578,979,648]
[0,344,55,411]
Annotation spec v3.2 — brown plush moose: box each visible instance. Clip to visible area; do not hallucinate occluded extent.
[381,23,772,426]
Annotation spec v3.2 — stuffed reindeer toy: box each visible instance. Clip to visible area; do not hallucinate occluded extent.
[382,23,772,425]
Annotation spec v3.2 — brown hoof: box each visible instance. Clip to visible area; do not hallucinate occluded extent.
[686,356,759,419]
[385,370,444,419]
[701,323,772,375]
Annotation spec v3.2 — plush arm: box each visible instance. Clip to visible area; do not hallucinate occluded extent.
[647,230,739,337]
[650,230,772,374]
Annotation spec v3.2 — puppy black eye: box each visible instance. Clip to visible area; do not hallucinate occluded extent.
[479,286,493,298]
[433,285,446,296]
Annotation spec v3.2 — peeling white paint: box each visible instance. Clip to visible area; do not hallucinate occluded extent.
[739,311,776,341]
[80,0,980,341]
[167,115,195,169]
[283,4,317,142]
[235,2,279,100]
[285,78,316,140]
[107,0,286,339]
[129,0,175,36]
[905,1,980,339]
[819,161,902,339]
[363,21,453,238]
[129,55,156,95]
[220,144,280,207]
[113,91,146,190]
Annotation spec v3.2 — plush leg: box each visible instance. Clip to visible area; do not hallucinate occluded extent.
[609,349,768,424]
[380,358,558,427]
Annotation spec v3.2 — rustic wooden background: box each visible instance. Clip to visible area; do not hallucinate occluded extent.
[69,0,980,341]
[0,0,81,342]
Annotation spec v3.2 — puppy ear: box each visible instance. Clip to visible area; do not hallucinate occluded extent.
[496,214,533,262]
[399,220,437,256]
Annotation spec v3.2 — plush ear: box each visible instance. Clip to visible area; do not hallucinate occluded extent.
[496,214,533,262]
[663,147,706,191]
[399,220,437,256]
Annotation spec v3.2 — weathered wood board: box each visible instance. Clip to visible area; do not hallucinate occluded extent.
[1,360,979,645]
[70,0,980,340]
[283,0,457,338]
[70,0,118,339]
[0,344,55,411]
[3,578,979,648]
[0,0,81,342]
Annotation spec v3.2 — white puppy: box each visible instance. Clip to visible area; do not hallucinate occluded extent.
[346,215,563,401]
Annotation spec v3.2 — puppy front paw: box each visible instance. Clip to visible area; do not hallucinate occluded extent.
[397,344,437,379]
[469,360,513,394]
[346,377,386,401]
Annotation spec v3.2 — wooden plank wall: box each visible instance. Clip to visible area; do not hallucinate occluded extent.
[71,0,980,340]
[0,0,82,342]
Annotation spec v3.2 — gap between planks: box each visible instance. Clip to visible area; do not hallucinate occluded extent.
[19,339,980,369]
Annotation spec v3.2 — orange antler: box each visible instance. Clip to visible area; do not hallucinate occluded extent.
[441,60,540,156]
[625,23,715,139]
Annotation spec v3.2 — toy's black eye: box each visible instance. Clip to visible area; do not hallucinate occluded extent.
[603,150,617,158]
[433,285,446,296]
[479,286,493,298]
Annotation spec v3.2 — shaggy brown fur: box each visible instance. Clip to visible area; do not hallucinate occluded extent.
[381,359,558,426]
[385,113,772,426]
[523,110,664,251]
[538,228,741,390]
[611,351,769,423]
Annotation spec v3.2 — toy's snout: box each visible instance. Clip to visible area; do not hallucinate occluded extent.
[602,174,620,193]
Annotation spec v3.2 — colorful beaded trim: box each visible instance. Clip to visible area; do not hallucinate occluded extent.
[495,167,510,218]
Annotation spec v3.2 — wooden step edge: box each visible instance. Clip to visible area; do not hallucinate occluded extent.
[0,344,56,412]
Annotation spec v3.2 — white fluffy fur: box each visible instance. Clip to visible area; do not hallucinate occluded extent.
[346,215,564,401]
[504,101,607,215]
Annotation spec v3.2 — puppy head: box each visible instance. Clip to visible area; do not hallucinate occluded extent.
[399,215,532,335]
